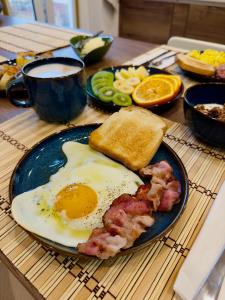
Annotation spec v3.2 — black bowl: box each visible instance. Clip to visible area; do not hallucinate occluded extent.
[70,35,113,65]
[184,83,225,148]
[87,65,184,112]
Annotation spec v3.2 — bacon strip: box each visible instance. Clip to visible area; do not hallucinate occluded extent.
[77,228,127,259]
[77,160,181,259]
[78,196,154,258]
[139,161,181,212]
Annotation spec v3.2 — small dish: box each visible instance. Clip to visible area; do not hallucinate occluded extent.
[177,52,225,82]
[70,35,113,65]
[86,65,183,112]
[10,124,189,258]
[184,83,225,148]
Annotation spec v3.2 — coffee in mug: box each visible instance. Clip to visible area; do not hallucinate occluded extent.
[27,63,81,78]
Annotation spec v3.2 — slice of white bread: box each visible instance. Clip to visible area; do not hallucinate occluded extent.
[89,106,167,171]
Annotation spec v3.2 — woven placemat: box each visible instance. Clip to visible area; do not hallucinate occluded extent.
[0,47,225,300]
[0,22,83,54]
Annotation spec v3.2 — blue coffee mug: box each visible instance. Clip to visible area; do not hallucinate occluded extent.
[7,57,86,123]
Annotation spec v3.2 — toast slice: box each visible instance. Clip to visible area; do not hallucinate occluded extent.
[89,106,167,171]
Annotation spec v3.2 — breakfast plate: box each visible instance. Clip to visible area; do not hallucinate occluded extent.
[177,51,225,83]
[9,124,189,257]
[86,66,184,112]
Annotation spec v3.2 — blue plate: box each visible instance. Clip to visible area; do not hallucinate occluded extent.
[10,124,189,257]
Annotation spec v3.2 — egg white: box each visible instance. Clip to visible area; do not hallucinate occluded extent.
[11,142,143,247]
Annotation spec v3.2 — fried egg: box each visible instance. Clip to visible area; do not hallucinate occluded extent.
[11,142,143,247]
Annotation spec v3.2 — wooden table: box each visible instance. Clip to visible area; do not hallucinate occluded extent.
[0,15,185,125]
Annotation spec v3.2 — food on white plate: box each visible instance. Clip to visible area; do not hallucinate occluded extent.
[195,103,225,122]
[89,106,167,171]
[78,160,181,259]
[81,37,105,56]
[177,53,216,77]
[11,142,143,247]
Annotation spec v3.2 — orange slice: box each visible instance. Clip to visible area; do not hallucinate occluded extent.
[149,74,182,92]
[132,77,175,107]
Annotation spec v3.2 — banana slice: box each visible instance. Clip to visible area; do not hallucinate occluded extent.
[128,67,137,77]
[120,69,132,79]
[126,77,140,86]
[113,80,134,94]
[136,66,149,80]
[115,71,125,81]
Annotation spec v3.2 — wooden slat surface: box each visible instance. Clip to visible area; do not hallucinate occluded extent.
[0,22,82,55]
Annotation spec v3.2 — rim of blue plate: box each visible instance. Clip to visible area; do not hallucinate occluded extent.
[9,124,189,258]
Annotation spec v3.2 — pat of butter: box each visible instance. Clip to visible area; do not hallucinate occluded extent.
[81,37,105,55]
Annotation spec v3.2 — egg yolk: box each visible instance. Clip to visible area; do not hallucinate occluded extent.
[54,184,97,219]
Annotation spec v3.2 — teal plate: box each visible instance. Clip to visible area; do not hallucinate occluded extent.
[86,66,184,112]
[9,124,189,258]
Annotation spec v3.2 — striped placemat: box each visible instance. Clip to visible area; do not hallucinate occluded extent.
[0,22,84,54]
[0,47,224,300]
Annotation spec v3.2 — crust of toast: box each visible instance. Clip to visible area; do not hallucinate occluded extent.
[89,106,167,171]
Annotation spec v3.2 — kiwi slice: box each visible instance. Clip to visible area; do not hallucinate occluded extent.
[98,86,117,102]
[91,78,112,89]
[91,79,112,96]
[91,83,103,96]
[92,71,114,82]
[113,93,132,106]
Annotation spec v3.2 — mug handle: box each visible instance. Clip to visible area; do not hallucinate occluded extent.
[6,74,32,107]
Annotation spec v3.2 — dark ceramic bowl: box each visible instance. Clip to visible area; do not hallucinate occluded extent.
[70,35,113,65]
[184,83,225,148]
[10,124,189,258]
[86,65,184,112]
